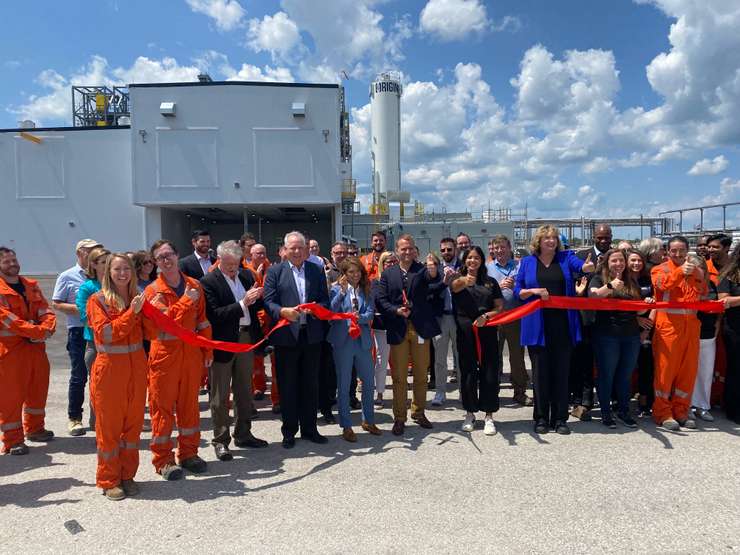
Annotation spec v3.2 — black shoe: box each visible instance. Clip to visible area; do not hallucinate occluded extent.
[213,443,233,461]
[534,420,548,434]
[282,437,295,449]
[427,381,435,391]
[349,398,361,410]
[602,416,617,429]
[272,404,281,414]
[253,391,265,401]
[180,455,208,474]
[234,436,268,448]
[616,413,638,428]
[321,411,336,425]
[251,408,259,418]
[302,432,329,444]
[555,421,571,435]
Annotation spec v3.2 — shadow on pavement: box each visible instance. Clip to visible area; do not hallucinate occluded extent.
[0,477,91,508]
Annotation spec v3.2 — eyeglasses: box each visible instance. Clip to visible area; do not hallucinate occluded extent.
[440,247,454,252]
[155,252,176,262]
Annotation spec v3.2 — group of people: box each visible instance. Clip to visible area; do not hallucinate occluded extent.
[1,224,739,502]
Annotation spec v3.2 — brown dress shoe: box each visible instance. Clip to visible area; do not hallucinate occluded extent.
[413,414,433,429]
[361,422,382,436]
[342,427,357,442]
[391,420,405,436]
[571,405,592,421]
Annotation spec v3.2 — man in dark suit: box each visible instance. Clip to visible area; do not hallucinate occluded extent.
[179,230,217,279]
[264,231,330,448]
[569,224,608,421]
[376,233,441,435]
[200,240,268,461]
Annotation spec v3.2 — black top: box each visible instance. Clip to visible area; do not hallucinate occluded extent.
[536,258,570,343]
[588,275,640,336]
[370,280,386,331]
[8,280,26,301]
[698,281,719,340]
[452,276,503,325]
[168,277,186,298]
[718,277,740,333]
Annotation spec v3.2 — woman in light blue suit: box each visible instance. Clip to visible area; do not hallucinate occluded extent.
[328,258,382,442]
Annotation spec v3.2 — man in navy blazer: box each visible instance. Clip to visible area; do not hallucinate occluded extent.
[264,231,330,448]
[376,233,441,435]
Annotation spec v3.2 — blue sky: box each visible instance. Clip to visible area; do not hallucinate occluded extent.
[2,0,738,231]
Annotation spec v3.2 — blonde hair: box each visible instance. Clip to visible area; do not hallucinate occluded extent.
[85,247,111,280]
[379,251,397,268]
[530,225,562,254]
[100,253,138,311]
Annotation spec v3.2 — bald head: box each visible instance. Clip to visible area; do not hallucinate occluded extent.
[250,243,267,266]
[594,224,613,254]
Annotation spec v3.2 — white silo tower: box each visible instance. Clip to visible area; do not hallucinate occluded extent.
[370,72,408,215]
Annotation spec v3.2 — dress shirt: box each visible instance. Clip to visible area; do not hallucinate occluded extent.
[223,273,251,327]
[289,261,307,325]
[441,260,458,312]
[52,263,87,328]
[486,258,519,310]
[195,251,212,275]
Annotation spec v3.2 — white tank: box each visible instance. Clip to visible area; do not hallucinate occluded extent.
[370,73,402,201]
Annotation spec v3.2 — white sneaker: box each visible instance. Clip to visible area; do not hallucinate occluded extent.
[461,413,475,432]
[431,392,445,407]
[484,417,497,436]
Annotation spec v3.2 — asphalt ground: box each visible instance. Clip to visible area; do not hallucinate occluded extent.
[1,278,739,553]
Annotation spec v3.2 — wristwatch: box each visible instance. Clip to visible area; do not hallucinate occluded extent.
[606,283,614,290]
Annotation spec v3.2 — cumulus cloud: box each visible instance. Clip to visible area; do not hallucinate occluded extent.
[542,182,567,199]
[419,0,490,41]
[247,11,303,61]
[688,155,728,176]
[186,0,245,31]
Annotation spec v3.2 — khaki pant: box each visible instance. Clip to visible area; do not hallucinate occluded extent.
[389,322,430,422]
[498,319,529,397]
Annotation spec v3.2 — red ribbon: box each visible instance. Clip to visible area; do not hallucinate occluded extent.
[142,301,359,354]
[471,296,725,364]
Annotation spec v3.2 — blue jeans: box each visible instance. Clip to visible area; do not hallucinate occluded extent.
[66,327,88,420]
[593,333,640,417]
[332,340,375,429]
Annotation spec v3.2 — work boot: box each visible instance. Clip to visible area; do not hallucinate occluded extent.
[180,455,208,474]
[26,429,54,442]
[121,479,140,497]
[103,486,126,501]
[5,443,29,455]
[677,417,697,429]
[661,418,680,431]
[68,420,85,437]
[159,463,184,481]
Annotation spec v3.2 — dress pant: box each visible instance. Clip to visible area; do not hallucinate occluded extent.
[389,322,430,422]
[318,341,337,414]
[275,331,321,439]
[333,339,375,428]
[497,320,529,397]
[691,337,716,411]
[569,325,595,407]
[458,324,500,413]
[724,328,740,423]
[637,341,655,409]
[531,342,572,425]
[373,329,391,395]
[209,329,255,447]
[433,314,457,393]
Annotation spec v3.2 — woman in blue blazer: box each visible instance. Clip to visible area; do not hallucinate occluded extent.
[328,258,382,442]
[514,225,595,435]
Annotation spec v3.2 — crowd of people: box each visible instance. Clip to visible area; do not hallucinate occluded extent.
[1,224,739,501]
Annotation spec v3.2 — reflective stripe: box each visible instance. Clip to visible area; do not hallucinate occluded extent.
[37,308,54,318]
[119,440,138,450]
[150,435,171,445]
[98,448,119,461]
[0,329,14,337]
[157,332,179,341]
[196,320,210,330]
[102,324,113,343]
[655,389,670,399]
[674,388,689,399]
[23,407,45,415]
[664,309,691,315]
[2,314,17,327]
[178,427,199,437]
[0,420,22,431]
[95,343,143,354]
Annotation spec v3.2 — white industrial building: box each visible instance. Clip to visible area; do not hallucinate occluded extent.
[0,80,352,274]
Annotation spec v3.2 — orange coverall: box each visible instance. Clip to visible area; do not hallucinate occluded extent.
[244,260,280,404]
[360,253,381,281]
[651,259,707,424]
[0,276,56,451]
[144,273,211,471]
[87,292,147,489]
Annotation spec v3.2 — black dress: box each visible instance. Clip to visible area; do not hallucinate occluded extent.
[453,277,503,413]
[719,277,740,423]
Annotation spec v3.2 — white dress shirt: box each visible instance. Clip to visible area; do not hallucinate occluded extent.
[289,261,307,325]
[223,273,251,327]
[195,251,212,275]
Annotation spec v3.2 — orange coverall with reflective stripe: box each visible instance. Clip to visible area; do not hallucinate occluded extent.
[0,276,56,451]
[243,260,279,404]
[144,273,212,471]
[651,260,707,424]
[87,292,147,490]
[360,253,381,281]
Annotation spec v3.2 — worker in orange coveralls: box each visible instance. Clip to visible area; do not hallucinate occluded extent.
[651,235,707,431]
[0,246,57,455]
[244,243,280,410]
[360,230,387,281]
[145,240,212,481]
[86,253,147,500]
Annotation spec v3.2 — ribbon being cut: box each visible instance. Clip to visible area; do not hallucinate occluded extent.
[142,301,360,353]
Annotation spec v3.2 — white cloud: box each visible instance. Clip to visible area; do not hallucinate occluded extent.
[688,155,728,176]
[186,0,245,31]
[221,62,294,82]
[419,0,490,41]
[247,11,302,61]
[542,182,567,199]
